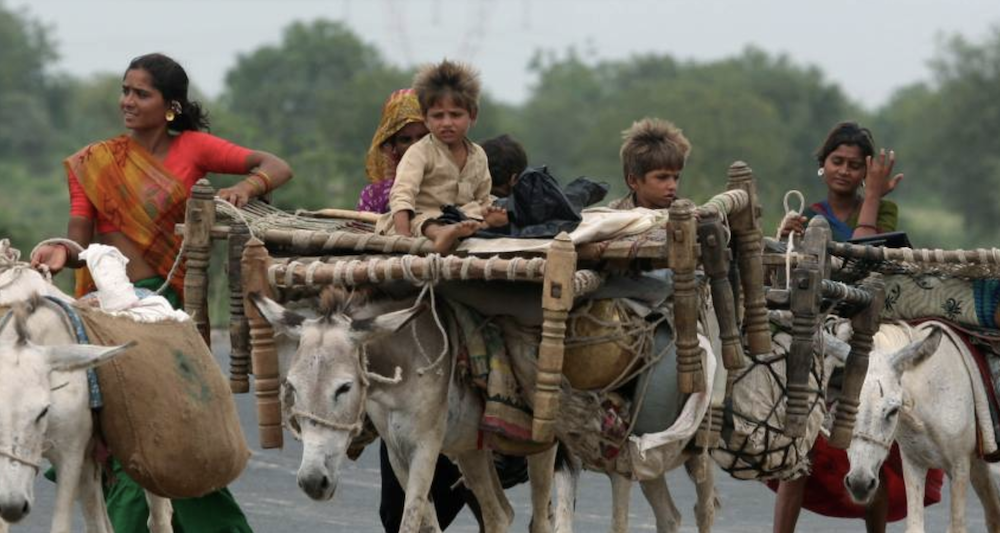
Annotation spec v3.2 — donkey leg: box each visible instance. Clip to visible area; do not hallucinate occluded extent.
[392,442,446,533]
[553,446,580,533]
[685,453,718,533]
[76,454,113,533]
[970,460,1000,532]
[946,454,971,533]
[639,476,681,533]
[609,473,632,533]
[527,446,557,533]
[145,492,174,533]
[900,452,929,533]
[456,450,513,533]
[49,452,84,533]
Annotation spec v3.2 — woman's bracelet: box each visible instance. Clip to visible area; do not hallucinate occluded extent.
[251,168,274,191]
[855,223,879,232]
[244,174,267,196]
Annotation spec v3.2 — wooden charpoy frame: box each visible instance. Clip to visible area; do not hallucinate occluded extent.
[179,161,769,449]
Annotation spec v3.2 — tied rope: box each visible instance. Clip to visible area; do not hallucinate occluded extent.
[778,190,806,290]
[25,238,85,285]
[286,329,405,439]
[399,255,450,376]
[852,428,893,451]
[147,196,256,297]
[0,447,42,472]
[0,239,37,291]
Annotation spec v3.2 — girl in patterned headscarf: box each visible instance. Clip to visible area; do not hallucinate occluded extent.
[356,89,428,213]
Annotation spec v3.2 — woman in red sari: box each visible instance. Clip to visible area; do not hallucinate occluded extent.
[31,52,292,532]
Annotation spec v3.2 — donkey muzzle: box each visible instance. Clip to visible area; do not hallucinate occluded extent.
[297,468,337,501]
[0,495,31,523]
[844,471,878,504]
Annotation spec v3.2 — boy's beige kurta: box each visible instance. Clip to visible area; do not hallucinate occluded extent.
[376,134,493,236]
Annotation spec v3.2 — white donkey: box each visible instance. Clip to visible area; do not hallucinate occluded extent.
[845,322,1000,533]
[0,297,136,532]
[254,288,728,533]
[252,291,520,533]
[0,262,173,533]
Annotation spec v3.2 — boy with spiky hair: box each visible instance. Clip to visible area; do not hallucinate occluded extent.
[379,59,507,252]
[609,117,692,210]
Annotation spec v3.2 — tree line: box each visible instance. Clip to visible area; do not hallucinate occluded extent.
[2,2,999,260]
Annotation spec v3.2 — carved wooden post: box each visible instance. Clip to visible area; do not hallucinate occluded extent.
[228,222,251,394]
[697,212,744,371]
[668,199,705,394]
[784,218,829,437]
[695,405,723,449]
[727,162,771,356]
[183,179,214,346]
[829,275,885,449]
[533,232,576,443]
[242,237,283,449]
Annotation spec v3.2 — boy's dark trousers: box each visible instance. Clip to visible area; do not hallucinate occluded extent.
[378,441,484,532]
[379,440,530,532]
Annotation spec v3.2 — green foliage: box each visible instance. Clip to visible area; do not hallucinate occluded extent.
[0,1,59,169]
[4,1,1000,298]
[512,47,855,232]
[871,27,1000,245]
[218,20,413,210]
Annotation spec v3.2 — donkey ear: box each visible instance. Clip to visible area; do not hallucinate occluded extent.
[890,326,943,373]
[249,292,304,339]
[823,333,851,366]
[351,303,427,340]
[43,340,136,372]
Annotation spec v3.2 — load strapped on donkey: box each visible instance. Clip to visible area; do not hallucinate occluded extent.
[174,159,904,485]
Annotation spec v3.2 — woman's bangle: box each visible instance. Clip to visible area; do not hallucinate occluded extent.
[856,223,879,232]
[244,174,267,196]
[251,168,274,192]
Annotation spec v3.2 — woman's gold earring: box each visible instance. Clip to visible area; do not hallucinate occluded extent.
[165,110,176,122]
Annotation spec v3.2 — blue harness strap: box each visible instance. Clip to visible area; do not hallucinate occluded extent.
[43,297,103,410]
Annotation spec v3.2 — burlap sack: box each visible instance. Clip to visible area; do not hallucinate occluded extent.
[77,307,249,498]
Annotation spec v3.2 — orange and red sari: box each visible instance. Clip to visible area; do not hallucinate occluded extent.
[66,135,188,299]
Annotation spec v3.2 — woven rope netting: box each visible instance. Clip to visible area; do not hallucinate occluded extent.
[216,200,374,236]
[711,312,837,481]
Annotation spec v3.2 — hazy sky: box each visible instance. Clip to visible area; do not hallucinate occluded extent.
[11,0,1000,109]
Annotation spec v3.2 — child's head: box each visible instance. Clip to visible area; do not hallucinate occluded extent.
[413,60,481,146]
[619,118,691,209]
[816,121,875,196]
[481,134,527,197]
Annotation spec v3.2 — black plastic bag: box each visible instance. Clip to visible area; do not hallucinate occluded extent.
[479,166,608,238]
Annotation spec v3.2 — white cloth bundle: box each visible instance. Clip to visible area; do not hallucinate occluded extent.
[79,244,188,322]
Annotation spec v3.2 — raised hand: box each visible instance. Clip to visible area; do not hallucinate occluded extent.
[865,148,904,198]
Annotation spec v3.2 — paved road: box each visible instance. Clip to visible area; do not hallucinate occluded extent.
[13,332,987,532]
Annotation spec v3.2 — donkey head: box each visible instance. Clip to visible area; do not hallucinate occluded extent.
[0,299,131,523]
[250,292,421,501]
[844,326,943,504]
